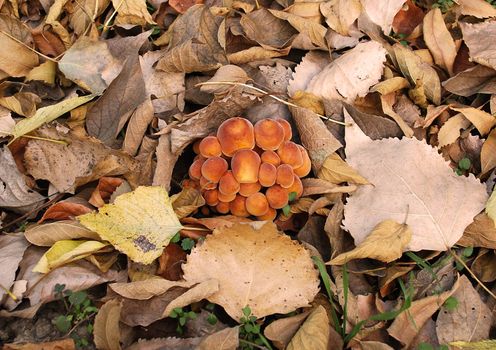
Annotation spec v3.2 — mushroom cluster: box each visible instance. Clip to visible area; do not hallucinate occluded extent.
[187,117,311,220]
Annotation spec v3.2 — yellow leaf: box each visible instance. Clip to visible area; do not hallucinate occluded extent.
[318,153,369,185]
[329,220,412,264]
[450,106,496,136]
[287,305,330,350]
[78,186,182,264]
[33,240,109,273]
[9,94,96,144]
[289,90,325,115]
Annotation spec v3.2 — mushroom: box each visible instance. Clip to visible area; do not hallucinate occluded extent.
[294,145,311,177]
[256,207,277,221]
[275,118,292,141]
[192,139,201,154]
[286,175,303,199]
[276,164,295,188]
[258,163,277,187]
[199,135,222,158]
[218,170,240,196]
[266,185,289,209]
[245,193,269,216]
[254,119,285,151]
[201,156,228,183]
[188,158,205,181]
[200,176,217,190]
[231,149,261,183]
[239,182,262,197]
[203,189,219,206]
[229,195,250,217]
[217,117,255,156]
[261,150,281,167]
[216,201,230,214]
[277,141,304,169]
[218,190,236,202]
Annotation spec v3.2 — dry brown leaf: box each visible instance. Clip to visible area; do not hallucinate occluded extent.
[24,127,142,193]
[421,104,449,128]
[38,197,93,223]
[0,147,44,213]
[196,326,239,350]
[320,0,362,36]
[0,233,29,301]
[68,0,109,36]
[436,275,492,344]
[343,116,487,251]
[199,65,250,95]
[302,178,357,196]
[393,43,442,105]
[458,213,496,249]
[360,0,406,34]
[318,153,369,185]
[392,0,425,36]
[111,0,155,26]
[3,339,75,350]
[286,305,330,350]
[110,278,194,300]
[457,0,496,18]
[343,103,403,140]
[0,92,40,117]
[443,65,496,97]
[182,222,319,321]
[264,310,311,350]
[171,187,205,219]
[471,249,496,282]
[450,106,496,136]
[353,341,394,350]
[157,243,187,281]
[460,21,496,71]
[438,113,471,148]
[306,41,386,102]
[380,93,414,137]
[227,46,290,65]
[93,298,122,350]
[25,220,100,246]
[330,220,412,264]
[423,8,457,75]
[122,99,154,156]
[88,177,125,208]
[481,128,496,175]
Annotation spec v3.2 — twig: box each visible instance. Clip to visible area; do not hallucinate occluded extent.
[0,30,58,62]
[66,312,97,337]
[239,339,267,350]
[195,81,352,127]
[19,134,68,145]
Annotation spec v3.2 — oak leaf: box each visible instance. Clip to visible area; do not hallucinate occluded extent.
[343,116,487,251]
[78,186,182,264]
[182,222,319,321]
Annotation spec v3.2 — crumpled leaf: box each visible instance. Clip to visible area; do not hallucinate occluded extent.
[38,197,93,223]
[0,147,44,213]
[78,186,182,264]
[360,0,406,34]
[481,128,496,175]
[110,278,193,300]
[457,0,496,18]
[33,239,109,273]
[111,0,155,26]
[459,213,496,249]
[436,275,492,344]
[0,233,29,301]
[93,298,122,350]
[25,220,100,246]
[460,21,496,71]
[438,113,471,148]
[305,41,387,103]
[182,222,319,321]
[320,0,362,36]
[330,220,412,264]
[171,187,205,219]
[286,305,330,350]
[88,177,125,208]
[343,116,487,251]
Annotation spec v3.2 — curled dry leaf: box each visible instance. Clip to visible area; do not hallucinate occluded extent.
[171,187,205,219]
[343,116,487,251]
[110,278,193,300]
[329,220,412,264]
[2,339,75,350]
[38,197,93,223]
[459,213,496,249]
[88,177,125,208]
[0,233,29,301]
[320,0,362,36]
[481,128,496,175]
[343,104,403,140]
[182,222,319,321]
[25,220,100,246]
[460,21,496,71]
[93,298,122,350]
[286,305,330,350]
[437,113,471,148]
[360,0,406,34]
[317,153,369,185]
[449,106,496,136]
[302,178,357,196]
[111,0,155,26]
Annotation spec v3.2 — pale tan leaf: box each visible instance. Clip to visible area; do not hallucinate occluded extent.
[438,114,471,148]
[343,116,487,251]
[0,92,40,117]
[318,153,369,185]
[25,220,100,246]
[0,233,29,300]
[227,47,290,65]
[110,278,194,300]
[0,107,14,137]
[94,298,122,350]
[436,275,492,344]
[360,0,406,34]
[111,0,155,26]
[25,61,57,85]
[460,21,496,71]
[182,222,319,321]
[3,339,76,350]
[199,64,250,95]
[163,279,219,316]
[393,43,441,104]
[330,220,411,264]
[355,341,395,350]
[320,0,362,36]
[457,0,496,18]
[264,311,310,350]
[69,0,110,36]
[287,51,330,97]
[449,340,496,349]
[286,305,330,350]
[343,103,402,139]
[122,99,154,156]
[459,213,496,249]
[306,41,387,103]
[423,8,457,75]
[481,128,496,175]
[302,178,357,196]
[450,106,496,136]
[196,326,239,350]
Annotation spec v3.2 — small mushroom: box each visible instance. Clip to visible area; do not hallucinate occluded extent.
[218,170,240,196]
[199,135,222,158]
[199,176,217,190]
[261,150,281,167]
[218,190,236,202]
[266,185,289,209]
[286,175,303,199]
[275,118,292,141]
[256,207,277,221]
[188,158,205,181]
[231,149,261,184]
[276,164,295,188]
[203,189,219,206]
[229,195,250,217]
[217,117,255,156]
[277,141,304,169]
[245,193,269,216]
[201,156,228,183]
[259,163,277,187]
[293,145,311,177]
[216,201,230,214]
[254,119,285,151]
[239,182,262,197]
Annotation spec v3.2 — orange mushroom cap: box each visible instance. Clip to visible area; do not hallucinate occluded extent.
[286,175,303,199]
[246,193,269,216]
[231,149,261,184]
[276,164,295,188]
[218,170,240,196]
[257,207,277,221]
[182,179,200,190]
[277,141,303,169]
[266,185,288,209]
[216,201,230,214]
[294,145,311,178]
[217,117,255,156]
[258,163,277,187]
[260,150,281,167]
[188,158,205,181]
[217,190,236,202]
[275,118,292,141]
[201,156,228,183]
[239,182,262,197]
[192,139,201,154]
[254,119,285,151]
[229,195,250,217]
[200,176,217,190]
[203,189,219,206]
[199,136,222,158]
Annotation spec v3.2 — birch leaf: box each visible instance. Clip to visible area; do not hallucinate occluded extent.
[343,116,487,251]
[78,186,183,264]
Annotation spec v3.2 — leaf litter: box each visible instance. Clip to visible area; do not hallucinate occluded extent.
[0,0,496,349]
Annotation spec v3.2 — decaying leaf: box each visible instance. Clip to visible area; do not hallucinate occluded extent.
[78,186,182,264]
[286,305,330,350]
[111,0,155,26]
[93,298,123,350]
[171,187,205,219]
[443,65,496,97]
[449,340,496,349]
[38,197,93,223]
[320,0,362,36]
[2,339,76,350]
[287,51,330,97]
[343,116,487,251]
[182,222,319,321]
[459,213,496,249]
[25,220,100,246]
[110,278,194,300]
[330,220,412,264]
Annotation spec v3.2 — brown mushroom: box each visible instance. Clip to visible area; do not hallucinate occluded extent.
[294,145,311,177]
[192,139,201,154]
[261,150,281,167]
[203,189,219,206]
[286,175,303,199]
[217,117,255,156]
[229,195,250,217]
[256,207,277,221]
[218,170,240,196]
[188,158,205,181]
[276,164,295,188]
[200,176,217,190]
[258,163,277,187]
[216,201,230,214]
[277,141,304,169]
[182,179,200,190]
[217,190,236,203]
[231,149,261,184]
[275,118,292,141]
[254,119,285,151]
[266,185,288,209]
[239,182,262,197]
[245,193,269,216]
[199,136,222,158]
[201,156,228,183]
